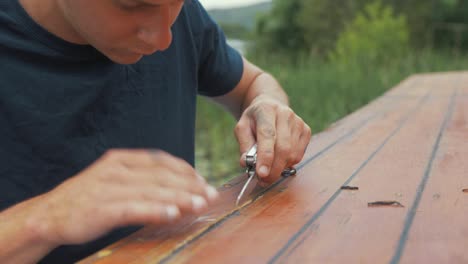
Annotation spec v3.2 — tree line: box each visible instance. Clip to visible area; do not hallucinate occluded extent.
[251,0,468,62]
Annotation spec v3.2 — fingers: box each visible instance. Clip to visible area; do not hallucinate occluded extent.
[267,109,292,183]
[296,122,312,163]
[238,101,312,185]
[109,185,214,215]
[254,106,277,178]
[108,202,182,227]
[235,117,256,167]
[100,162,219,212]
[44,149,222,246]
[97,149,220,220]
[128,167,218,203]
[102,149,197,177]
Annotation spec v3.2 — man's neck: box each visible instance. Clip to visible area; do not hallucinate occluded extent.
[18,0,87,44]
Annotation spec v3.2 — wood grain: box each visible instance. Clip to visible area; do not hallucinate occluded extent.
[79,72,468,264]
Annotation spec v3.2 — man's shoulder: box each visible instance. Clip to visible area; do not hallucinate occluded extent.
[177,0,216,37]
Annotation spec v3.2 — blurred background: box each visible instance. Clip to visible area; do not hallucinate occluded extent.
[196,0,468,186]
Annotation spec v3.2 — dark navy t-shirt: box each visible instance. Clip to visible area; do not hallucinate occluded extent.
[0,0,243,262]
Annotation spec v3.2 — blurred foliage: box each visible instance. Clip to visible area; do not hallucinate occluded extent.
[252,0,306,62]
[250,0,468,59]
[297,0,364,57]
[218,23,250,40]
[197,49,468,185]
[329,1,409,67]
[197,0,468,185]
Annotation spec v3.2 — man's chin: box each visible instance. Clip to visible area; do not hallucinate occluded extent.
[104,51,144,65]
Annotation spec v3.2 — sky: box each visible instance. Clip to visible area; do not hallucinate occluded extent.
[199,0,269,9]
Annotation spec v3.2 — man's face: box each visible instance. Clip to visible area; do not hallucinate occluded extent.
[57,0,185,64]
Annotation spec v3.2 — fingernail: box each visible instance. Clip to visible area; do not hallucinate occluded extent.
[259,166,269,177]
[191,195,207,212]
[205,186,219,201]
[166,205,180,221]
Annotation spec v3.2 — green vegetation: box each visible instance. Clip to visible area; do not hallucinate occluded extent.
[208,2,271,30]
[198,0,468,185]
[218,23,249,40]
[196,50,468,186]
[329,1,409,66]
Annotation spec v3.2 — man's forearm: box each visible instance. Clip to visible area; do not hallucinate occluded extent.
[212,58,289,120]
[0,196,56,264]
[240,72,289,115]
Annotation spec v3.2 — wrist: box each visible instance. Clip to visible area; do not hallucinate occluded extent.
[248,94,289,109]
[23,194,61,250]
[0,195,59,263]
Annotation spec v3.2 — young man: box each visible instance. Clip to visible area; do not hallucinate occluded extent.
[0,0,311,262]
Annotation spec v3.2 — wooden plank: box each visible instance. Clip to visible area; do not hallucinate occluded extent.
[399,73,468,264]
[155,78,433,264]
[78,72,468,264]
[272,74,458,264]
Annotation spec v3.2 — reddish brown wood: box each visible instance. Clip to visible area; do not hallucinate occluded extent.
[78,72,468,264]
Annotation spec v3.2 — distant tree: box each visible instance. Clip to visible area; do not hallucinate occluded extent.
[251,0,467,60]
[297,0,369,57]
[252,0,307,62]
[329,1,410,66]
[432,0,468,51]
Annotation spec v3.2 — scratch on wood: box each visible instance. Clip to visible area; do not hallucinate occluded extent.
[194,216,217,223]
[319,187,328,194]
[340,186,359,190]
[368,201,404,208]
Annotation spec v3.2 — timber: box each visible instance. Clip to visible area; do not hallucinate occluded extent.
[79,72,468,264]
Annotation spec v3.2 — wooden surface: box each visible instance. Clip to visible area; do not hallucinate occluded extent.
[79,72,468,264]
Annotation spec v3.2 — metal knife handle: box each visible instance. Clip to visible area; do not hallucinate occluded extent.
[245,144,258,167]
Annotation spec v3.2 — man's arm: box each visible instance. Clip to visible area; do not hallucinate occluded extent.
[0,150,220,263]
[0,196,56,264]
[212,57,312,184]
[212,57,289,120]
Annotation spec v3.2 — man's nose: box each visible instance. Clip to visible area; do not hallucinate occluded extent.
[137,6,173,51]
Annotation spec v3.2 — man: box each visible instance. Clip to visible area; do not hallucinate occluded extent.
[0,0,311,262]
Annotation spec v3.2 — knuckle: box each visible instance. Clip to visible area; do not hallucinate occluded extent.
[292,152,303,164]
[176,193,194,210]
[183,180,205,195]
[252,104,273,117]
[297,155,304,164]
[140,192,154,202]
[276,143,292,156]
[102,149,126,162]
[259,149,274,161]
[235,120,249,132]
[250,104,262,115]
[149,149,168,160]
[259,126,276,137]
[104,165,126,180]
[119,206,135,221]
[305,125,312,137]
[281,107,293,117]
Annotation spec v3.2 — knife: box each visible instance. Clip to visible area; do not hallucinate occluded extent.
[235,144,297,206]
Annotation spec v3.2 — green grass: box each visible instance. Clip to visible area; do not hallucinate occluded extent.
[195,49,468,186]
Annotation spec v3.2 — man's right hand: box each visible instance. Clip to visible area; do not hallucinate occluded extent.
[29,149,219,247]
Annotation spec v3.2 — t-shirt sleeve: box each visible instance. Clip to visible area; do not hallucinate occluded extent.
[186,0,244,97]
